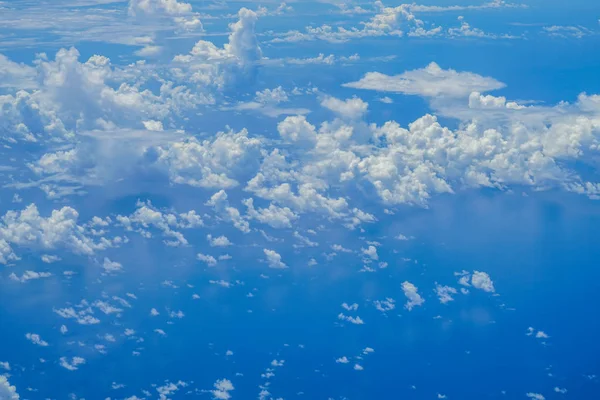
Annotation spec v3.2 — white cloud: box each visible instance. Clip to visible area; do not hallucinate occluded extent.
[243,198,298,229]
[25,333,49,346]
[435,284,457,304]
[361,245,379,260]
[270,3,427,43]
[41,254,61,263]
[9,271,52,283]
[206,190,250,233]
[172,8,261,89]
[263,249,287,269]
[402,281,424,310]
[59,356,86,371]
[103,258,123,272]
[344,62,505,98]
[197,253,217,267]
[156,129,263,190]
[471,271,495,293]
[128,0,201,30]
[526,393,545,400]
[543,25,595,39]
[117,200,203,246]
[212,378,234,400]
[373,298,395,312]
[207,234,232,247]
[338,313,364,325]
[321,96,368,120]
[0,53,37,89]
[277,115,318,145]
[255,87,289,104]
[0,204,115,264]
[0,375,19,400]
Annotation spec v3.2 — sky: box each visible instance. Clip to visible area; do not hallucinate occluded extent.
[0,0,599,399]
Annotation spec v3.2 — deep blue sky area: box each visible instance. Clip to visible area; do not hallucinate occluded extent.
[1,1,600,400]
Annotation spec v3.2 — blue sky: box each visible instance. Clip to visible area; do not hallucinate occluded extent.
[1,1,600,399]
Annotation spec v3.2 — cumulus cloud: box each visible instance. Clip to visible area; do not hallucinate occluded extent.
[0,375,19,400]
[321,96,369,120]
[0,48,206,144]
[435,284,457,304]
[207,234,232,247]
[270,3,431,43]
[263,249,287,269]
[59,356,86,371]
[0,204,118,264]
[243,198,298,229]
[197,253,217,267]
[471,271,495,292]
[344,62,505,98]
[128,0,201,30]
[402,281,424,310]
[0,53,37,89]
[206,190,250,233]
[9,271,52,283]
[25,333,49,346]
[211,378,234,400]
[172,8,261,89]
[117,200,203,246]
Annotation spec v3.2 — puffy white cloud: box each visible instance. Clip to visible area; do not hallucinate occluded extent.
[206,190,250,233]
[471,271,495,292]
[344,62,505,98]
[156,128,263,190]
[197,253,217,267]
[271,3,428,43]
[0,204,116,264]
[337,313,364,325]
[117,200,202,246]
[543,25,595,39]
[128,0,201,30]
[212,378,234,400]
[59,356,86,371]
[263,249,287,269]
[373,298,395,312]
[435,284,457,304]
[402,281,424,310]
[277,115,318,146]
[41,254,61,263]
[255,87,289,105]
[407,1,526,13]
[0,54,37,89]
[9,271,52,283]
[207,234,232,247]
[526,393,545,400]
[361,245,379,260]
[0,48,206,143]
[243,198,297,229]
[25,333,49,346]
[54,305,100,325]
[321,96,368,120]
[103,258,123,272]
[172,8,261,89]
[0,375,19,400]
